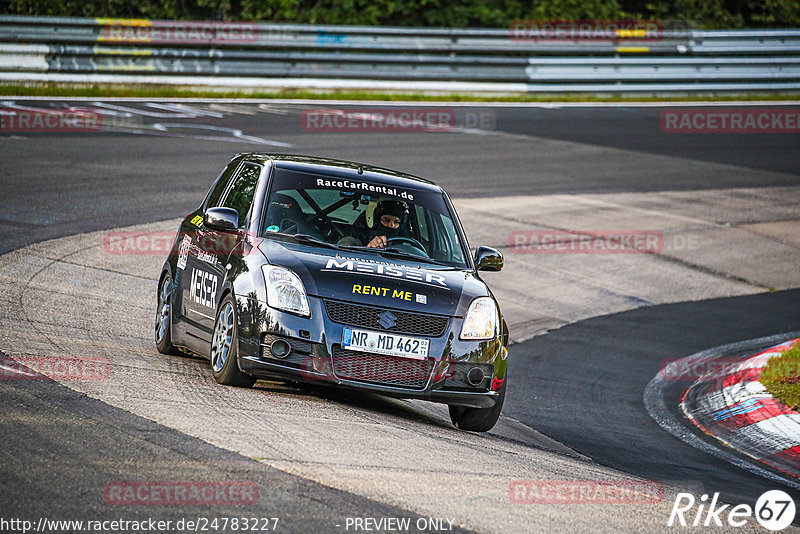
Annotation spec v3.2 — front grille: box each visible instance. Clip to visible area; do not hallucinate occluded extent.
[324,300,448,337]
[332,346,433,389]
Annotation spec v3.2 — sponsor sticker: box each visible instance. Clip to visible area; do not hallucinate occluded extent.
[351,284,419,303]
[177,235,191,270]
[314,178,415,201]
[196,250,216,265]
[189,268,218,309]
[323,258,448,289]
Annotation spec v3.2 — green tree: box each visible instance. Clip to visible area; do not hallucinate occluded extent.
[528,0,624,20]
[0,0,798,27]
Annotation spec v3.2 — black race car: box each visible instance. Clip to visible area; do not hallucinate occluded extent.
[156,154,509,431]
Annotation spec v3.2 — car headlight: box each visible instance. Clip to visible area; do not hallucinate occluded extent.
[262,265,310,317]
[460,297,498,340]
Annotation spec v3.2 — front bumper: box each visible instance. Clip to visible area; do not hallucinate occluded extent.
[236,296,507,409]
[240,350,500,408]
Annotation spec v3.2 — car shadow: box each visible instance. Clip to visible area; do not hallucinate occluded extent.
[252,378,455,430]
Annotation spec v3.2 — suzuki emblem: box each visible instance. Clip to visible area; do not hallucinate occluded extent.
[377,310,397,329]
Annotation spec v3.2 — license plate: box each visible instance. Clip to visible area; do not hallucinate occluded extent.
[342,327,429,359]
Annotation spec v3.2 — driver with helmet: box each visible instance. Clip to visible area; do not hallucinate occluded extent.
[366,200,408,248]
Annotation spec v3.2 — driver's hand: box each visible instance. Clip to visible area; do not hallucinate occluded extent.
[368,235,387,248]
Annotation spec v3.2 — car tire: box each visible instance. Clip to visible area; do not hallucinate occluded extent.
[155,273,179,355]
[210,294,257,388]
[448,377,506,432]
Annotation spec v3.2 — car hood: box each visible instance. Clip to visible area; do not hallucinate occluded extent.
[257,239,489,317]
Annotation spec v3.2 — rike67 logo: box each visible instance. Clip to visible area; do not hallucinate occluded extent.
[668,490,796,531]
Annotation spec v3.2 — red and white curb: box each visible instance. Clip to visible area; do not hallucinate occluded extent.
[681,338,800,479]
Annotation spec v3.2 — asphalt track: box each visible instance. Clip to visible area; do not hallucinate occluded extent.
[1,100,800,532]
[1,370,468,533]
[506,290,800,507]
[2,100,799,255]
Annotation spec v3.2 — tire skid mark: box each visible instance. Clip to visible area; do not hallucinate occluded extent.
[17,240,116,356]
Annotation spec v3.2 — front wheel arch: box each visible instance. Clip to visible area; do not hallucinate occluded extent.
[210,293,256,388]
[449,376,506,432]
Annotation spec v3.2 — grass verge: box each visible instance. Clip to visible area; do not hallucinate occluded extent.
[1,83,799,102]
[760,341,800,410]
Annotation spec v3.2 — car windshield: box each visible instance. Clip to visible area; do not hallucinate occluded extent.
[261,168,468,268]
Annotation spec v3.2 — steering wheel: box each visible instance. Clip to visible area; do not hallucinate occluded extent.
[385,236,428,256]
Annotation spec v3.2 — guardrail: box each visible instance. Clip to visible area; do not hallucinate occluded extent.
[1,15,799,93]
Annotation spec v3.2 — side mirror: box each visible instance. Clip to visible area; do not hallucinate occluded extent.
[204,207,239,231]
[474,246,503,272]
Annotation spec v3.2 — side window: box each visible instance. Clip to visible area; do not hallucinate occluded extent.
[220,163,262,227]
[206,160,241,209]
[414,205,429,243]
[426,211,457,262]
[438,214,459,261]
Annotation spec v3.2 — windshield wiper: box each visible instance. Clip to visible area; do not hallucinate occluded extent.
[267,232,341,251]
[382,248,451,266]
[339,244,450,267]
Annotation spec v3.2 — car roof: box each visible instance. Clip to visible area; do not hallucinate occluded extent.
[234,153,443,194]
